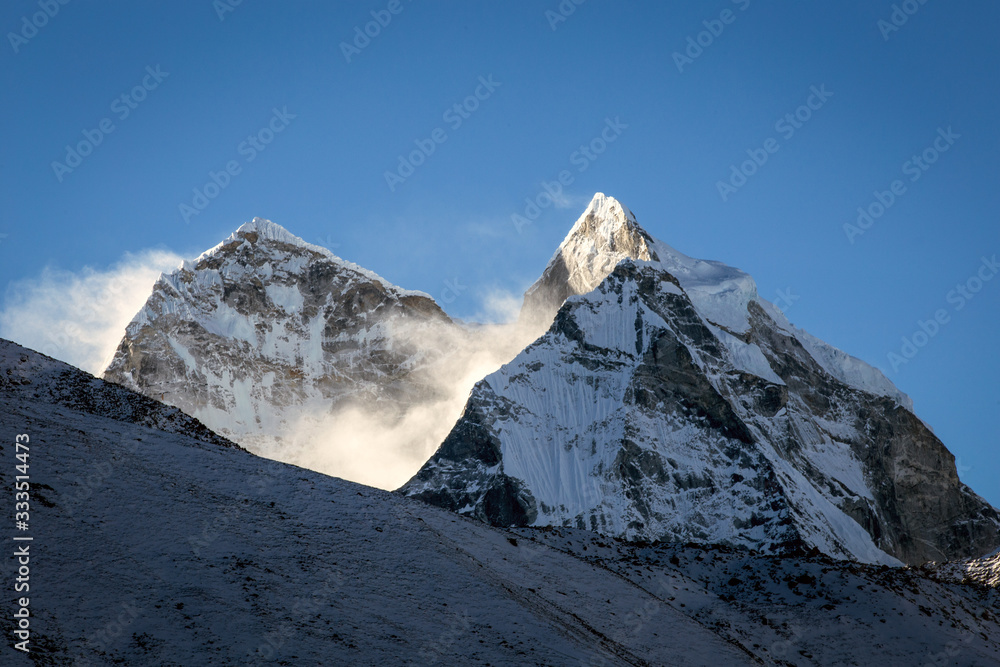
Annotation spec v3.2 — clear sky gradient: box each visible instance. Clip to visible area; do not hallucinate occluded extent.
[2,1,998,503]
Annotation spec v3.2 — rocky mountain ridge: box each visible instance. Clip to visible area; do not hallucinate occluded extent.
[98,196,998,566]
[102,218,454,471]
[402,193,1000,566]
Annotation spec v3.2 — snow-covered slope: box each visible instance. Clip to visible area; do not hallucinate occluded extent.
[923,548,1000,589]
[403,194,1000,566]
[0,338,236,450]
[102,218,456,475]
[3,338,999,665]
[524,193,911,408]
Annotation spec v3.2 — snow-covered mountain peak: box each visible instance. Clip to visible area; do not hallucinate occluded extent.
[186,217,431,302]
[104,217,453,470]
[405,195,994,564]
[521,193,656,326]
[523,194,908,407]
[555,192,653,287]
[524,192,762,338]
[199,216,335,264]
[570,192,639,235]
[236,216,310,245]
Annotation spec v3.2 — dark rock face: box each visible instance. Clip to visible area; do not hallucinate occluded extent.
[481,476,538,527]
[743,301,1000,564]
[633,326,754,446]
[403,385,538,526]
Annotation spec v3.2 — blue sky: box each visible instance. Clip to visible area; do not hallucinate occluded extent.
[2,1,998,503]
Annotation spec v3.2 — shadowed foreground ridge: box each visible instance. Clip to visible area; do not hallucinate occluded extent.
[2,337,999,664]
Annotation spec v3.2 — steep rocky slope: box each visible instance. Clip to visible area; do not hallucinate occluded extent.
[403,194,1000,566]
[1,338,236,450]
